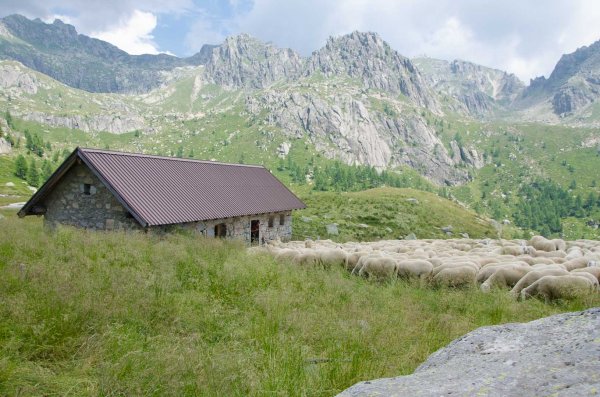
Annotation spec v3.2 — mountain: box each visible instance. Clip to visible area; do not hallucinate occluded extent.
[204,34,304,89]
[306,31,439,111]
[0,14,213,93]
[519,39,600,119]
[413,57,524,116]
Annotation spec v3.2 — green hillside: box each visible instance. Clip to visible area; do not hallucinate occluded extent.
[293,187,501,241]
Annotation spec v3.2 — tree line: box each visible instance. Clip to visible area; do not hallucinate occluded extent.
[513,179,600,236]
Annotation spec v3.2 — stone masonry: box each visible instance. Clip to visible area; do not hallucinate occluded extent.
[42,161,293,243]
[43,162,140,231]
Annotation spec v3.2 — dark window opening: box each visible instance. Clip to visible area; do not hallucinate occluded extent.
[215,223,227,238]
[251,220,260,245]
[83,183,91,195]
[268,216,274,228]
[279,214,285,226]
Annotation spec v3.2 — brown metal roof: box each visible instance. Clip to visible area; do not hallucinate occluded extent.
[20,148,306,227]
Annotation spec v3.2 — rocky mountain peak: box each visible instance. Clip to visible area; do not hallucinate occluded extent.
[203,34,304,89]
[306,31,438,111]
[519,38,600,116]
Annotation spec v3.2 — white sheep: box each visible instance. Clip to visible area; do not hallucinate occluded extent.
[563,257,595,271]
[432,266,477,288]
[480,266,531,292]
[509,268,569,297]
[316,249,347,269]
[396,259,433,280]
[530,235,557,252]
[358,256,398,280]
[520,275,598,302]
[571,267,600,282]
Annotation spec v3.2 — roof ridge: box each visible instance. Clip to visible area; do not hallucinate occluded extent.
[78,147,265,168]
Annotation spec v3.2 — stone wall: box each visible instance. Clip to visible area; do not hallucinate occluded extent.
[42,161,294,244]
[174,211,293,244]
[43,162,141,230]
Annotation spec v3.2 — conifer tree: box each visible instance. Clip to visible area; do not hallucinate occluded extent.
[14,154,28,179]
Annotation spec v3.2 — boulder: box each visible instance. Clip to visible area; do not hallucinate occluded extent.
[326,223,339,235]
[338,308,600,396]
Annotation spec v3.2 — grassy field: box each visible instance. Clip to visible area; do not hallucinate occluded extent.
[1,213,598,396]
[293,187,502,241]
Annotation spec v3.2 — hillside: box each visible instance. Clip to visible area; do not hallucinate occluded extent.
[1,214,598,396]
[293,188,500,241]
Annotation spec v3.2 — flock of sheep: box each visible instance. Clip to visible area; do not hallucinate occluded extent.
[253,235,600,302]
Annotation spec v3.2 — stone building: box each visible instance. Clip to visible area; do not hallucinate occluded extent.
[19,148,306,244]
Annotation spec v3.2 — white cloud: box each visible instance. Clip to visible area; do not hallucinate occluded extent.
[91,10,161,55]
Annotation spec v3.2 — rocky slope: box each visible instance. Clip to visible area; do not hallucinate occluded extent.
[413,57,524,116]
[339,308,600,396]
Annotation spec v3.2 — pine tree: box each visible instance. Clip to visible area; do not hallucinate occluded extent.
[14,154,28,179]
[41,160,53,182]
[26,158,39,187]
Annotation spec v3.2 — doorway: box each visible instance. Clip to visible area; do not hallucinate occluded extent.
[251,220,260,245]
[214,223,227,238]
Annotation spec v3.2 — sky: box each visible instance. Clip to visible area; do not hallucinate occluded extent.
[1,0,600,82]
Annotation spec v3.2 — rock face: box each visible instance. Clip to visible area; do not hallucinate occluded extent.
[307,32,439,111]
[246,89,468,184]
[0,137,11,154]
[21,112,146,134]
[521,39,600,116]
[413,57,524,116]
[338,308,600,396]
[204,34,303,89]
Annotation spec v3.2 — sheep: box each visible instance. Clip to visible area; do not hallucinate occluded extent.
[510,268,569,297]
[432,266,477,288]
[345,251,369,272]
[572,267,600,282]
[531,249,566,259]
[274,248,299,264]
[569,271,600,288]
[520,275,597,302]
[562,257,591,271]
[352,253,384,275]
[530,236,557,252]
[292,251,320,267]
[396,259,433,280]
[552,239,567,251]
[433,261,479,277]
[502,245,526,256]
[357,256,398,280]
[480,266,531,292]
[316,249,347,269]
[476,263,529,284]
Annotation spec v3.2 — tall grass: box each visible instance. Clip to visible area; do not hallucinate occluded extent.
[1,214,598,396]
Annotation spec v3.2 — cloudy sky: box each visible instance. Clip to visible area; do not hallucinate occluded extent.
[2,0,600,82]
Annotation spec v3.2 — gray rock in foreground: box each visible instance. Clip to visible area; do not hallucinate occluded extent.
[338,308,600,396]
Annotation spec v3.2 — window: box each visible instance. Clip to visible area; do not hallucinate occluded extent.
[268,216,274,228]
[83,183,91,195]
[279,214,285,226]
